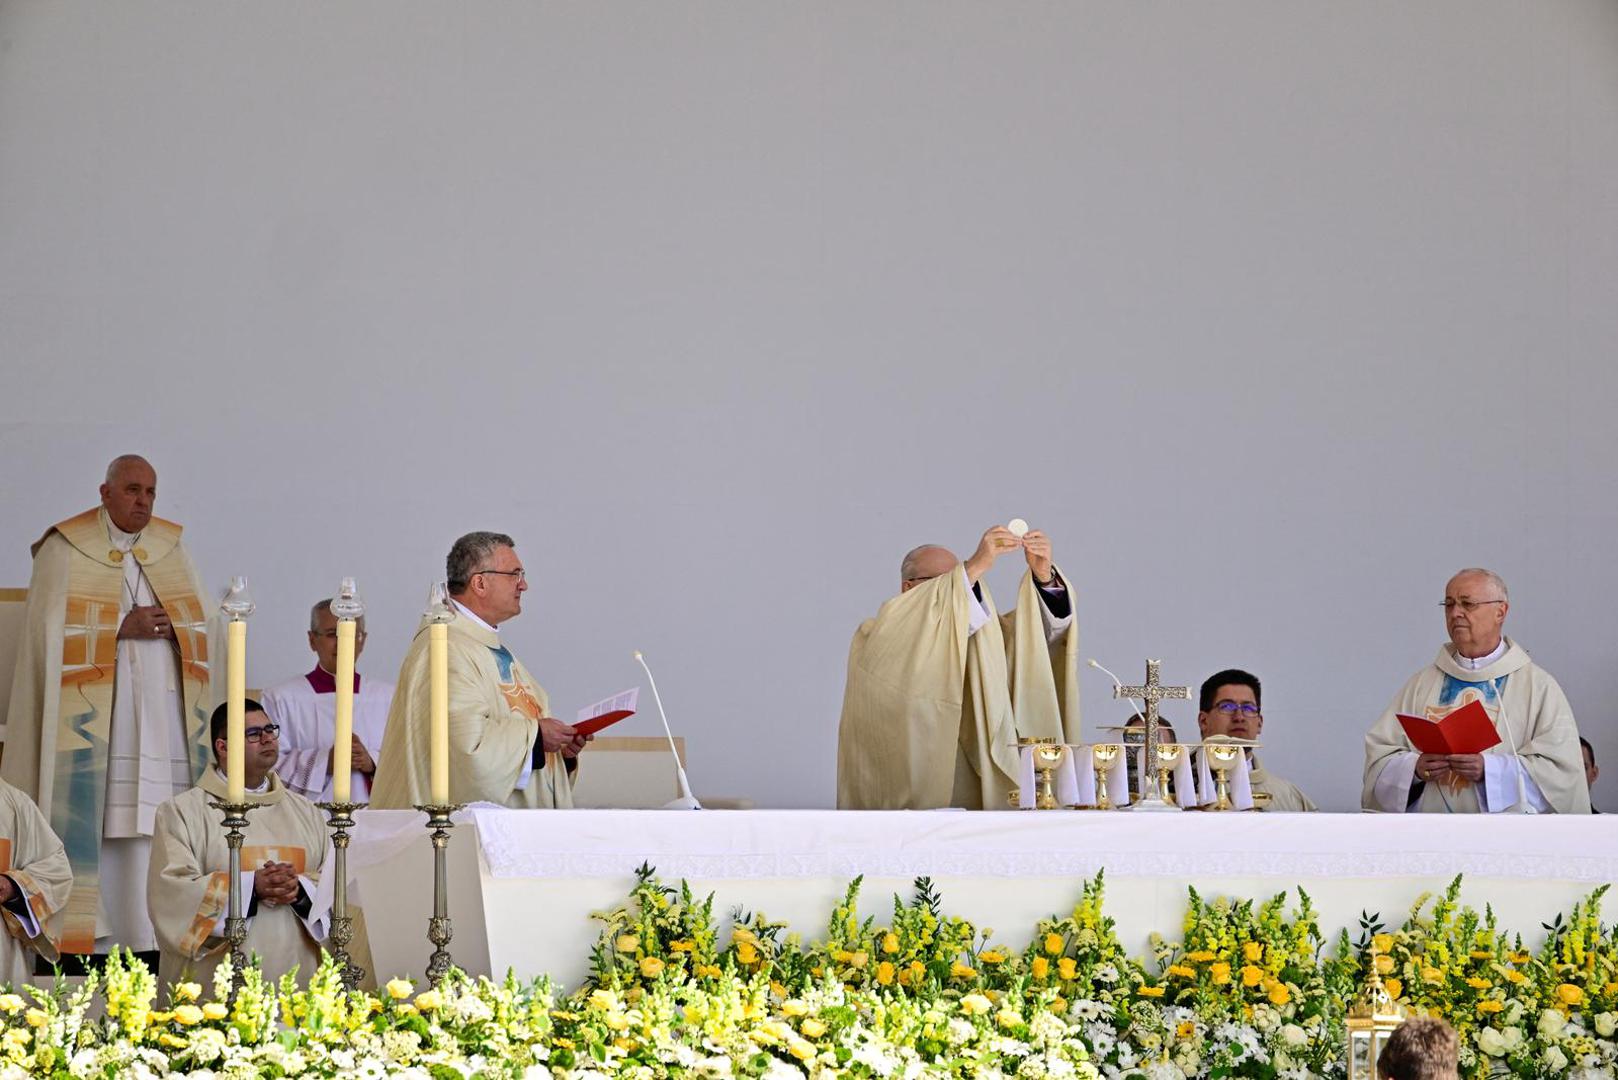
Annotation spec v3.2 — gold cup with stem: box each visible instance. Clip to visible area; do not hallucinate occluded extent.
[1089,743,1122,810]
[1032,741,1069,809]
[1153,742,1184,806]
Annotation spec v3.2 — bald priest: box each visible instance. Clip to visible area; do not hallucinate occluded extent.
[837,525,1079,810]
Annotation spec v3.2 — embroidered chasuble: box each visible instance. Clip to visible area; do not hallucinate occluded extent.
[147,770,329,989]
[1,508,213,954]
[837,566,1080,810]
[0,780,73,988]
[1363,638,1590,814]
[370,614,575,809]
[261,668,394,803]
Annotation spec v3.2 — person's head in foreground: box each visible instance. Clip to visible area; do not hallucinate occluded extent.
[1377,1016,1459,1080]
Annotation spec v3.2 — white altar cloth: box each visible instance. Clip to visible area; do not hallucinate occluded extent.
[351,809,1618,991]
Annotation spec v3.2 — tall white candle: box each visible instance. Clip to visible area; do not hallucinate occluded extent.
[332,619,356,802]
[429,622,449,804]
[226,619,246,803]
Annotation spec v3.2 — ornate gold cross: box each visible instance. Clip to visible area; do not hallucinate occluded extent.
[1114,659,1190,803]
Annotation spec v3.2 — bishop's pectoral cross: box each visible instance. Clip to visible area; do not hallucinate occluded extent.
[1114,659,1190,806]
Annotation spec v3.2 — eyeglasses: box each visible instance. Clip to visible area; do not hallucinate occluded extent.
[1212,702,1261,717]
[475,568,526,583]
[244,723,280,743]
[1440,599,1505,612]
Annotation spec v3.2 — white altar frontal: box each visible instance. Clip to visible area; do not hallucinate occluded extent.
[351,808,1618,991]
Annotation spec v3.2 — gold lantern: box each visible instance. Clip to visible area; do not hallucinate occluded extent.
[1346,962,1407,1080]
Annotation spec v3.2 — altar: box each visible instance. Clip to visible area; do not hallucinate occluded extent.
[352,808,1618,990]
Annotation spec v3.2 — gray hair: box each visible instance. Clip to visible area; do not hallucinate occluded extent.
[900,544,943,582]
[447,531,516,594]
[309,598,365,633]
[104,454,153,486]
[1451,567,1509,601]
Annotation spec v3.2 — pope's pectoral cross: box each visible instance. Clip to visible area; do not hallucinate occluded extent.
[1114,659,1190,801]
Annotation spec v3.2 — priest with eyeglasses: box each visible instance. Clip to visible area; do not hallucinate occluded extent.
[1195,669,1316,811]
[1362,568,1589,814]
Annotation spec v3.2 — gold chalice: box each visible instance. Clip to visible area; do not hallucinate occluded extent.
[1033,741,1069,810]
[1204,742,1242,811]
[1089,743,1122,810]
[1153,743,1184,806]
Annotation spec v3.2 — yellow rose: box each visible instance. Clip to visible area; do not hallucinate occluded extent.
[1057,957,1077,981]
[782,999,809,1017]
[1031,957,1050,980]
[171,982,202,1003]
[386,978,413,1000]
[1049,996,1067,1013]
[1557,984,1586,1007]
[1385,978,1403,1000]
[788,1039,815,1062]
[1421,967,1444,985]
[882,932,900,954]
[736,941,759,965]
[1241,965,1265,988]
[171,1004,204,1026]
[849,950,868,968]
[1044,933,1064,956]
[414,990,442,1012]
[25,1009,47,1029]
[1268,983,1291,1006]
[615,934,641,953]
[1210,962,1232,985]
[800,1018,828,1038]
[1138,985,1166,998]
[996,1008,1023,1029]
[1243,942,1263,962]
[1371,934,1395,955]
[639,956,666,978]
[876,961,895,985]
[1374,955,1395,975]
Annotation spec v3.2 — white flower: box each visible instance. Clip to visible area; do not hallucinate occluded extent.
[1544,1045,1569,1072]
[1539,1009,1568,1037]
[1280,1023,1307,1048]
[1477,1028,1509,1058]
[1596,1012,1618,1038]
[1115,1042,1138,1069]
[1094,964,1119,984]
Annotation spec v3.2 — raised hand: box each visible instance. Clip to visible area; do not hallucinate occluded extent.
[1022,529,1056,584]
[964,526,1019,584]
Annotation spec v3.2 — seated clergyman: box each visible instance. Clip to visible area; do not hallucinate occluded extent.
[147,700,330,989]
[836,524,1079,810]
[1362,568,1589,814]
[1195,669,1315,811]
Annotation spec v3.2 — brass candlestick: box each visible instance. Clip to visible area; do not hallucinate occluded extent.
[416,803,465,984]
[210,798,256,988]
[318,801,365,990]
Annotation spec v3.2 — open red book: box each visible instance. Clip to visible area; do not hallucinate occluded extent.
[1396,699,1502,755]
[575,688,639,736]
[575,709,633,737]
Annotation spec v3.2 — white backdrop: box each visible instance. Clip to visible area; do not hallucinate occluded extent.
[1,1,1614,812]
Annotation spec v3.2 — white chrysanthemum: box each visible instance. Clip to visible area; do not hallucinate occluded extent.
[184,1027,228,1065]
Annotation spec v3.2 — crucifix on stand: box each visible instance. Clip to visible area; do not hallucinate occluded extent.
[1114,659,1190,811]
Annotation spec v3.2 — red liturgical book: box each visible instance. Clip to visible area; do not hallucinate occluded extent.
[1397,699,1502,755]
[575,710,633,737]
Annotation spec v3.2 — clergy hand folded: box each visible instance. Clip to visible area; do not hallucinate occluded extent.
[1445,753,1485,782]
[118,604,172,641]
[350,735,376,776]
[253,861,301,907]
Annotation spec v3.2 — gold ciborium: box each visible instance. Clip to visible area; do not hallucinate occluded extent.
[1033,741,1069,810]
[1089,743,1122,810]
[1204,742,1242,811]
[1153,743,1184,806]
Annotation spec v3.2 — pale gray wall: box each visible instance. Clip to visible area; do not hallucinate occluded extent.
[2,1,1615,811]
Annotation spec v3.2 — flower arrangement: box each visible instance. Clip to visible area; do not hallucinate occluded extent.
[0,869,1612,1079]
